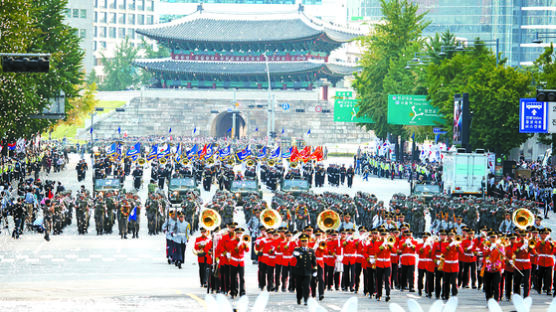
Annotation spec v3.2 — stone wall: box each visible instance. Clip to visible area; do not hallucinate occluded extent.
[89,92,374,145]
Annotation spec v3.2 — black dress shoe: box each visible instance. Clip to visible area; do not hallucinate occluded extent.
[304,301,308,306]
[418,290,422,296]
[297,299,301,305]
[409,289,415,292]
[385,296,390,302]
[319,295,324,301]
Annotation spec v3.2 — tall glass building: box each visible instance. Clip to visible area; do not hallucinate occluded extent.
[347,0,556,66]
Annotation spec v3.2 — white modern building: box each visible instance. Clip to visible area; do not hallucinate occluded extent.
[64,0,95,73]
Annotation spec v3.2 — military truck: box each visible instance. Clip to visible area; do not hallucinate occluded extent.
[230,179,262,206]
[93,178,122,196]
[410,182,441,202]
[280,179,311,196]
[168,177,200,204]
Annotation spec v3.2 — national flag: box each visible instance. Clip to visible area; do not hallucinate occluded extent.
[257,146,267,159]
[307,129,311,135]
[281,128,285,134]
[128,207,138,221]
[255,127,258,132]
[106,143,118,155]
[169,128,172,134]
[7,142,16,151]
[147,144,158,161]
[227,128,232,133]
[16,138,26,153]
[270,147,280,159]
[236,146,251,162]
[205,143,214,159]
[187,144,198,159]
[118,127,121,134]
[299,146,311,163]
[89,127,93,134]
[193,127,197,134]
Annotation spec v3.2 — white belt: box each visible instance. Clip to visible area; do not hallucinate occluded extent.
[268,256,276,259]
[444,260,458,264]
[539,254,554,258]
[357,255,364,258]
[377,258,390,262]
[344,254,355,257]
[464,253,475,257]
[230,257,242,262]
[515,259,530,263]
[282,256,293,259]
[275,252,283,255]
[419,259,433,262]
[323,255,333,258]
[316,257,323,261]
[401,254,415,257]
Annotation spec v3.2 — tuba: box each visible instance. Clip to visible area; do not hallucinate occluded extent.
[260,208,282,229]
[159,157,167,165]
[199,208,221,231]
[289,161,298,169]
[267,159,276,167]
[512,208,534,230]
[246,158,256,167]
[137,158,146,166]
[317,209,341,232]
[227,157,235,166]
[207,157,215,165]
[181,158,190,166]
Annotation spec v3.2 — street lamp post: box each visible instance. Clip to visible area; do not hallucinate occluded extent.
[263,52,275,145]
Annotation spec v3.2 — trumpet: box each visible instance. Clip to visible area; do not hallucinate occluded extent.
[453,235,463,244]
[386,235,396,246]
[318,241,327,250]
[529,239,537,249]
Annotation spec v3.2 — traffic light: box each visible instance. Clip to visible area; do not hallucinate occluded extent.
[536,89,556,102]
[1,54,50,73]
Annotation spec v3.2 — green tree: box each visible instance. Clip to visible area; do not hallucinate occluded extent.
[426,40,531,154]
[0,0,84,140]
[531,44,556,151]
[353,0,430,139]
[99,38,141,91]
[62,83,99,126]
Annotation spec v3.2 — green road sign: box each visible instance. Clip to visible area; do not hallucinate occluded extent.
[387,94,443,126]
[335,91,353,98]
[334,99,373,123]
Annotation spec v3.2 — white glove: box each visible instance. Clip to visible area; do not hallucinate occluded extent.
[312,272,317,277]
[293,251,300,257]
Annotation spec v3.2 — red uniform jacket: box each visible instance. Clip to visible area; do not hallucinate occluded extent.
[356,239,367,267]
[376,239,396,268]
[504,244,514,272]
[399,237,417,266]
[194,236,211,264]
[441,241,463,273]
[229,238,250,267]
[461,238,477,263]
[325,239,339,267]
[204,239,214,265]
[263,237,277,267]
[315,241,326,268]
[390,236,400,267]
[536,240,556,267]
[343,239,357,265]
[483,244,504,273]
[417,242,435,272]
[256,236,268,265]
[513,240,533,270]
[366,240,378,269]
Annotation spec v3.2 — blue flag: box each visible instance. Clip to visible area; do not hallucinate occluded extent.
[118,127,121,134]
[281,128,285,134]
[236,146,251,162]
[270,147,280,159]
[411,132,415,140]
[282,146,292,159]
[175,144,182,163]
[187,144,198,159]
[205,143,214,159]
[90,127,93,134]
[227,128,232,133]
[255,127,258,132]
[169,128,172,134]
[257,146,267,159]
[126,142,141,161]
[147,144,158,161]
[307,129,311,135]
[435,134,440,144]
[128,207,137,221]
[219,145,231,159]
[106,143,118,155]
[193,127,197,134]
[158,143,170,159]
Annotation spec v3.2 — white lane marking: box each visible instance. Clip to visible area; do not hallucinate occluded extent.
[52,258,65,262]
[39,254,53,259]
[2,258,14,263]
[102,258,115,262]
[25,258,39,264]
[77,258,91,262]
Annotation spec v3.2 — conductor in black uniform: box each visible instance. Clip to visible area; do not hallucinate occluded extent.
[293,234,317,305]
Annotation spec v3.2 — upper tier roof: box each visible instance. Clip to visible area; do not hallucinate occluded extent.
[136,7,364,45]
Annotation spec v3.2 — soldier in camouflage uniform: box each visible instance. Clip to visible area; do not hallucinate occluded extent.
[75,193,90,235]
[94,193,106,235]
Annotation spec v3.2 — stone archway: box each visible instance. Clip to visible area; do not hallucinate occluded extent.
[211,111,246,138]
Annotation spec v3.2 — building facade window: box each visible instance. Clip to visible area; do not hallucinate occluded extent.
[94,12,98,22]
[119,0,127,9]
[118,28,126,38]
[129,28,136,39]
[80,29,87,39]
[109,27,116,38]
[100,0,107,8]
[137,0,144,10]
[147,0,154,11]
[147,15,153,25]
[128,0,136,10]
[100,26,107,38]
[127,14,135,24]
[94,26,98,37]
[80,9,87,19]
[73,9,79,18]
[119,13,125,24]
[109,13,116,23]
[109,0,116,9]
[94,41,97,51]
[65,8,71,18]
[137,14,144,25]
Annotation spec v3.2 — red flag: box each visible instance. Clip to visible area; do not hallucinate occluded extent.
[199,144,207,159]
[311,146,323,162]
[290,146,300,162]
[299,146,311,163]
